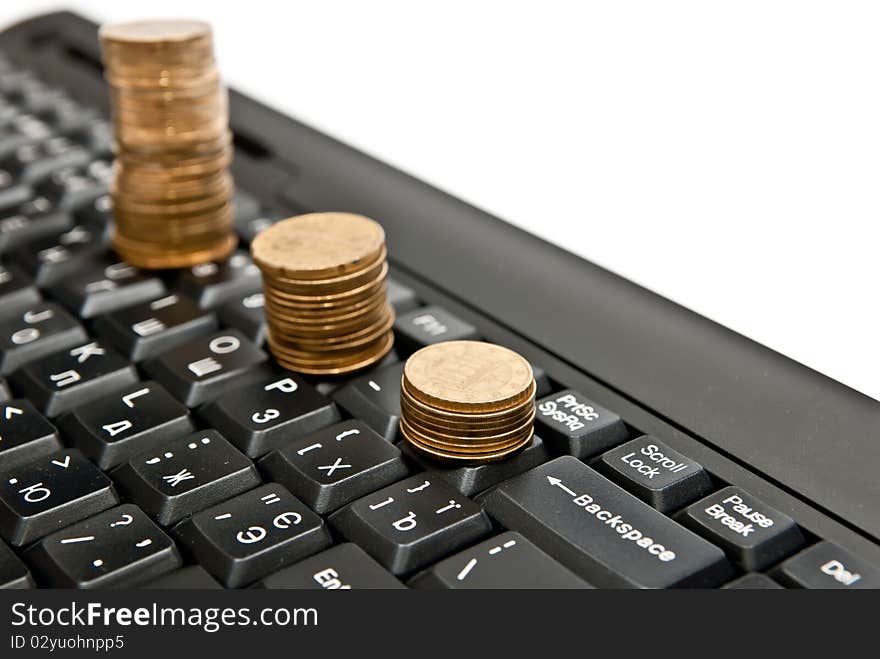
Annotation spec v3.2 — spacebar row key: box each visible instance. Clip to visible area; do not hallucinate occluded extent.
[479,456,733,588]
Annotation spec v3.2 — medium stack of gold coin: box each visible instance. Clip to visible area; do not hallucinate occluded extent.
[99,19,236,269]
[251,212,395,375]
[400,341,536,464]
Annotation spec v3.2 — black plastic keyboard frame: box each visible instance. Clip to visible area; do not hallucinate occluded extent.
[0,11,877,570]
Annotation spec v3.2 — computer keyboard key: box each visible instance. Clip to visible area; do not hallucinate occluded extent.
[385,278,420,315]
[72,193,112,227]
[14,220,109,287]
[256,542,405,589]
[0,262,41,313]
[6,78,65,114]
[676,487,805,572]
[0,136,91,183]
[721,573,784,589]
[410,531,591,589]
[0,303,87,376]
[1,538,33,588]
[0,115,51,157]
[0,71,37,99]
[175,250,262,309]
[48,259,166,319]
[0,399,63,470]
[393,305,480,354]
[143,329,268,407]
[36,96,98,134]
[530,364,553,398]
[200,371,339,458]
[235,214,279,244]
[35,159,112,211]
[11,341,138,417]
[771,541,880,589]
[111,430,261,526]
[596,436,713,513]
[0,195,72,254]
[400,435,552,497]
[94,293,217,362]
[231,190,261,227]
[332,361,404,441]
[139,565,222,589]
[58,381,194,470]
[67,119,113,157]
[329,474,491,575]
[217,291,266,344]
[173,484,331,588]
[23,504,181,589]
[535,389,629,458]
[0,97,16,125]
[259,420,409,514]
[312,349,400,397]
[478,456,732,588]
[0,449,118,546]
[231,190,264,239]
[0,174,31,210]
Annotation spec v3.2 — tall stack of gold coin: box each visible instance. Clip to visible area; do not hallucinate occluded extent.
[99,20,236,269]
[251,212,395,375]
[400,341,536,463]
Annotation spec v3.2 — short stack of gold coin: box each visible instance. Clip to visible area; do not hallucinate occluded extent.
[400,341,536,463]
[99,19,236,268]
[251,212,395,375]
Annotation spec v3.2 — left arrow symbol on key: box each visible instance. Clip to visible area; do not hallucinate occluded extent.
[546,476,577,497]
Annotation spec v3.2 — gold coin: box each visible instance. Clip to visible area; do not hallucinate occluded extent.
[113,175,231,203]
[400,401,535,440]
[114,119,229,147]
[267,330,394,376]
[251,213,386,280]
[100,20,212,47]
[262,288,387,318]
[398,341,537,464]
[264,285,387,320]
[112,232,236,269]
[268,308,394,352]
[114,128,230,150]
[401,423,534,464]
[253,212,396,375]
[101,18,236,269]
[117,218,233,243]
[265,273,387,305]
[403,341,535,413]
[400,377,535,422]
[401,408,536,447]
[111,184,232,216]
[266,250,387,296]
[264,294,387,328]
[400,394,536,435]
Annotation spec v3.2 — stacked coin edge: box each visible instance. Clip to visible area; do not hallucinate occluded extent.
[252,212,396,376]
[99,20,236,269]
[400,345,537,464]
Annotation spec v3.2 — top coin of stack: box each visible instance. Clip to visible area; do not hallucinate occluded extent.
[99,19,237,269]
[400,341,537,464]
[251,212,396,375]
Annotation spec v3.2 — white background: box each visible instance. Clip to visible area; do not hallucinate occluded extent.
[2,1,878,400]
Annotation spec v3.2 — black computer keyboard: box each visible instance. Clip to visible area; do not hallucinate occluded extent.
[0,40,878,591]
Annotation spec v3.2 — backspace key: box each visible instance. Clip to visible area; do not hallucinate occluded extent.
[478,456,733,588]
